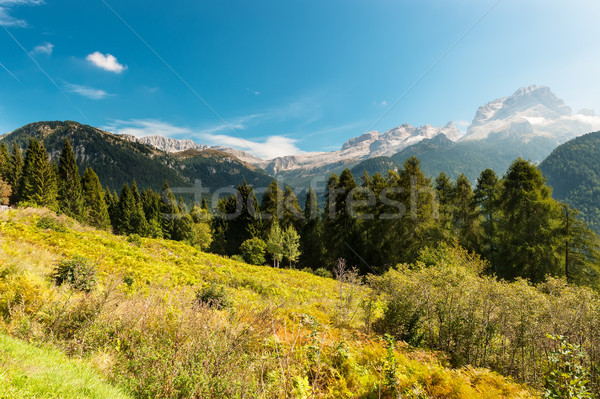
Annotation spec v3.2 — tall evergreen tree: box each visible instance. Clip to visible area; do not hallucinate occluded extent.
[20,139,58,209]
[115,184,135,235]
[104,189,119,230]
[496,159,564,282]
[390,157,438,263]
[261,180,283,232]
[81,168,110,230]
[129,181,148,235]
[57,138,84,220]
[7,142,23,204]
[562,204,600,287]
[282,185,303,229]
[225,181,262,255]
[452,174,482,252]
[0,142,9,180]
[475,169,501,266]
[299,187,323,269]
[434,172,455,241]
[160,181,180,239]
[141,188,163,238]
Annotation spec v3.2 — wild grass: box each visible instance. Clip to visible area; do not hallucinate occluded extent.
[0,332,131,399]
[0,208,537,398]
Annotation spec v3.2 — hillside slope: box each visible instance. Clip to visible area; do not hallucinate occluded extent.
[1,121,273,192]
[0,208,536,398]
[540,131,600,233]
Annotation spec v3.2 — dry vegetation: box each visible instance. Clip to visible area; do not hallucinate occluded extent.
[0,208,539,398]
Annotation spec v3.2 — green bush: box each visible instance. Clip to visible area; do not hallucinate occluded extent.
[314,268,333,279]
[239,237,267,265]
[37,215,67,232]
[544,335,592,399]
[195,284,231,310]
[52,257,96,293]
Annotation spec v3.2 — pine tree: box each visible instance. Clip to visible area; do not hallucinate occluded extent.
[160,181,179,239]
[57,138,84,220]
[323,169,363,268]
[116,184,136,235]
[475,169,501,266]
[104,189,119,230]
[20,139,58,209]
[224,181,262,255]
[141,188,163,238]
[129,181,148,236]
[7,142,23,204]
[434,172,455,241]
[81,168,110,230]
[299,187,324,269]
[282,185,303,229]
[261,180,283,232]
[496,159,564,282]
[0,142,9,180]
[562,204,600,287]
[390,157,438,263]
[452,174,482,252]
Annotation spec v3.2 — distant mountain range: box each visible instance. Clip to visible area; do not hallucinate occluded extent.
[2,85,600,196]
[127,85,600,185]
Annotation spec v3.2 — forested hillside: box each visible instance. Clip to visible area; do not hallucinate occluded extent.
[540,131,600,233]
[0,121,272,193]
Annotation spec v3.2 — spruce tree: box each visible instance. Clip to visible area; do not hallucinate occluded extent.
[20,139,58,209]
[81,168,110,230]
[434,172,455,241]
[160,181,179,239]
[115,184,135,235]
[7,142,23,204]
[57,138,84,220]
[0,142,9,180]
[225,181,262,255]
[475,169,501,266]
[299,187,324,269]
[261,180,283,232]
[129,181,148,236]
[452,174,482,252]
[496,158,564,282]
[562,204,600,287]
[391,156,438,263]
[282,185,303,230]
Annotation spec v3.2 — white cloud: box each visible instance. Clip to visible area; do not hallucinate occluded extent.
[29,42,53,56]
[380,100,388,107]
[86,51,126,73]
[104,119,192,138]
[202,134,301,159]
[64,83,113,100]
[454,120,470,128]
[103,118,302,159]
[0,0,43,27]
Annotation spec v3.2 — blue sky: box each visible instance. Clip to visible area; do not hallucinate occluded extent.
[1,0,600,159]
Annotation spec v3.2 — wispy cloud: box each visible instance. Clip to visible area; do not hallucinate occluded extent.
[246,88,260,96]
[103,119,192,138]
[0,0,43,27]
[103,118,302,159]
[86,51,126,73]
[64,83,113,100]
[29,41,53,56]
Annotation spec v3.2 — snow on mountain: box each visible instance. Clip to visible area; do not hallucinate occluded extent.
[462,85,600,143]
[263,122,461,174]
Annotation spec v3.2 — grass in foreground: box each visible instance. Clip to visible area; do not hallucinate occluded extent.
[0,208,537,398]
[0,333,131,399]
